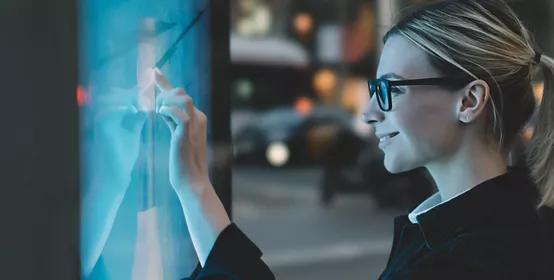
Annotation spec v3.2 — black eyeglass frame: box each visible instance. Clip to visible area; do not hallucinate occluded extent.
[368,77,473,111]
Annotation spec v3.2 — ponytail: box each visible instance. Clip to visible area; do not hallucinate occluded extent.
[527,54,554,208]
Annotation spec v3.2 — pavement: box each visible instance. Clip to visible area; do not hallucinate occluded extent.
[232,167,403,280]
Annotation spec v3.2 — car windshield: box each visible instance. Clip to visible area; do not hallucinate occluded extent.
[301,107,353,128]
[258,107,303,128]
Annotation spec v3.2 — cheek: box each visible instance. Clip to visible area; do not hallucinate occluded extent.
[394,94,460,154]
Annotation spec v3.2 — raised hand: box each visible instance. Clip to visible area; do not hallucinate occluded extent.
[153,68,230,267]
[153,68,210,195]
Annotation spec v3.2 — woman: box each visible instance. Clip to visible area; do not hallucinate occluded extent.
[158,0,554,279]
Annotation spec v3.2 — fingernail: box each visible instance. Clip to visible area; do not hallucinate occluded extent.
[158,105,168,114]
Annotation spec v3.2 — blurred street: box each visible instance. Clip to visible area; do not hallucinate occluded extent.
[232,167,403,280]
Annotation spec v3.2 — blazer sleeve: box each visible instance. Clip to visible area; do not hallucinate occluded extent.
[181,223,275,280]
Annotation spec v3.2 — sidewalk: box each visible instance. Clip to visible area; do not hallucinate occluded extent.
[231,167,401,278]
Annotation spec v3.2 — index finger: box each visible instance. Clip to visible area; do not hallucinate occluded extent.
[154,68,173,91]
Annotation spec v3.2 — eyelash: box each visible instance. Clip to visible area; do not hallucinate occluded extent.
[390,86,403,95]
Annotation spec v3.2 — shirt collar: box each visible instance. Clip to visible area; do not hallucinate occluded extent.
[408,188,474,224]
[407,166,538,248]
[408,192,442,224]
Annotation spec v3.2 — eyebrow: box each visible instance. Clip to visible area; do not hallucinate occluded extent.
[378,73,407,80]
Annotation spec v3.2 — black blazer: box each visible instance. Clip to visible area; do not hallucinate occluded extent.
[183,167,553,280]
[379,166,552,280]
[539,205,554,262]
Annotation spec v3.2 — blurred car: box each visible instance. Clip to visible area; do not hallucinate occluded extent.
[233,106,356,167]
[230,34,315,111]
[231,109,258,139]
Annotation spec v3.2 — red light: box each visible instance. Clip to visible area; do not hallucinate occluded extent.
[295,97,312,116]
[77,85,90,106]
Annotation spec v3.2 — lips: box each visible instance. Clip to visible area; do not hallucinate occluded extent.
[377,132,399,143]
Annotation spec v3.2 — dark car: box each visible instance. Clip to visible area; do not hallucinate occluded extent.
[230,35,314,111]
[233,106,355,167]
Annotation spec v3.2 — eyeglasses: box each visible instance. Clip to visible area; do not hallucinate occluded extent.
[368,77,472,111]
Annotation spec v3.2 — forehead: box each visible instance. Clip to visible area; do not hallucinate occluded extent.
[377,35,441,79]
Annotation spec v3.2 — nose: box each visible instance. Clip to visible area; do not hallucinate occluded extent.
[361,95,384,125]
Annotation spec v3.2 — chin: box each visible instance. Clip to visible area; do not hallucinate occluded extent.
[383,152,420,174]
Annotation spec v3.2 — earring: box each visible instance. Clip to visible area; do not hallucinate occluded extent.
[465,116,470,121]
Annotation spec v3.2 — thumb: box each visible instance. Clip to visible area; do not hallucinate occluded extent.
[159,105,189,133]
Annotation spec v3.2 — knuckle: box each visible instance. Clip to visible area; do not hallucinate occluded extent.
[175,88,187,96]
[184,95,193,105]
[198,112,207,124]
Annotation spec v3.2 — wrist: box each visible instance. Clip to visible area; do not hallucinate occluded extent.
[175,179,212,200]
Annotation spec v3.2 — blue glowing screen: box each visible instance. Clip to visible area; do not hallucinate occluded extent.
[79,0,210,279]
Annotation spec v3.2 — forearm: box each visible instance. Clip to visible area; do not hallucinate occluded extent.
[176,181,232,267]
[80,178,129,277]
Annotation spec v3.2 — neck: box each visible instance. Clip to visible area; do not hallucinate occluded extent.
[426,142,508,202]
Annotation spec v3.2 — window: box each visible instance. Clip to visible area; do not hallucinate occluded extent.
[79,0,211,279]
[231,0,281,36]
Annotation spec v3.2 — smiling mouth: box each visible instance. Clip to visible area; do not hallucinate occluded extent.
[379,132,399,143]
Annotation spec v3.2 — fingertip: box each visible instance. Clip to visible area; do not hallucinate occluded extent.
[153,67,164,79]
[154,68,173,91]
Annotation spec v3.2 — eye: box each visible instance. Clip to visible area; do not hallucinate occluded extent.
[390,86,403,95]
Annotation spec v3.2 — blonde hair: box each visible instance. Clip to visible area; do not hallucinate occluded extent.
[385,0,554,207]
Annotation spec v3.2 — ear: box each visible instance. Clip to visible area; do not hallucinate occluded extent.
[456,79,490,123]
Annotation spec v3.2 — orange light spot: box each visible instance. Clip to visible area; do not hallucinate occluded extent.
[313,68,337,99]
[77,85,90,106]
[295,97,312,116]
[294,13,313,36]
